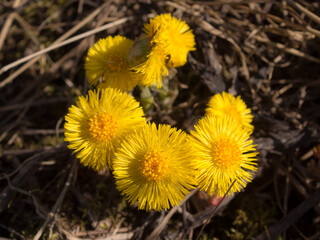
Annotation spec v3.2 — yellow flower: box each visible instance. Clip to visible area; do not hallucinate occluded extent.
[84,35,138,91]
[128,33,169,88]
[205,92,254,132]
[143,13,196,68]
[113,123,196,211]
[64,88,146,170]
[190,115,258,197]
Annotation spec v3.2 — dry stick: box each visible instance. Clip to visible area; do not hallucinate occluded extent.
[74,228,131,237]
[256,189,320,240]
[0,0,22,50]
[161,1,189,12]
[199,20,252,93]
[1,148,42,156]
[22,128,64,135]
[0,224,26,240]
[0,146,68,212]
[54,1,111,44]
[236,5,320,38]
[70,187,99,228]
[287,0,320,25]
[60,229,134,240]
[50,4,115,75]
[55,117,64,139]
[13,12,45,50]
[0,145,65,178]
[0,97,70,112]
[195,180,236,240]
[98,233,134,240]
[49,38,89,74]
[12,12,54,69]
[37,0,86,34]
[0,1,113,87]
[0,106,29,142]
[0,17,132,89]
[5,174,47,219]
[37,7,63,33]
[77,0,85,14]
[146,189,198,240]
[0,14,125,77]
[254,35,320,64]
[33,157,78,240]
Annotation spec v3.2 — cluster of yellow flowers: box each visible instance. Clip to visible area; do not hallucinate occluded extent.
[84,13,195,90]
[64,13,258,212]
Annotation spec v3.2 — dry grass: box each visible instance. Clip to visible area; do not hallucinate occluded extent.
[0,0,320,239]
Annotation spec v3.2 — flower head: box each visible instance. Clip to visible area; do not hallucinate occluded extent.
[205,92,254,132]
[84,35,138,91]
[113,123,196,211]
[190,115,258,197]
[143,13,196,68]
[64,88,146,170]
[128,33,169,88]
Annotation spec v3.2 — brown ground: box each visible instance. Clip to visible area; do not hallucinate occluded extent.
[0,0,320,239]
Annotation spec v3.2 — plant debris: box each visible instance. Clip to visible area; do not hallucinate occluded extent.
[0,0,320,239]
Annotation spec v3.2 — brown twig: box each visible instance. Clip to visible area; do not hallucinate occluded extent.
[0,16,133,79]
[0,97,70,112]
[254,35,320,64]
[22,128,64,136]
[195,180,236,240]
[256,189,320,240]
[33,157,78,240]
[0,0,22,50]
[4,174,47,219]
[0,1,113,86]
[0,146,68,213]
[146,189,198,240]
[0,223,26,240]
[287,0,320,25]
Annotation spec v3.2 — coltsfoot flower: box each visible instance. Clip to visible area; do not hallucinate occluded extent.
[113,123,196,211]
[205,92,254,132]
[85,35,138,91]
[190,115,258,197]
[128,33,169,88]
[143,13,196,68]
[64,88,146,170]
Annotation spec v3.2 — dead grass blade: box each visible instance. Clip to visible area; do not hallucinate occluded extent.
[146,190,197,240]
[256,190,320,240]
[0,0,22,50]
[287,0,320,25]
[0,1,113,86]
[0,16,133,88]
[254,35,320,64]
[0,146,68,213]
[33,157,78,240]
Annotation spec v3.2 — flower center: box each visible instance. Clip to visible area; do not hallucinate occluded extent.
[106,55,125,72]
[88,113,118,142]
[140,151,168,181]
[211,138,242,170]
